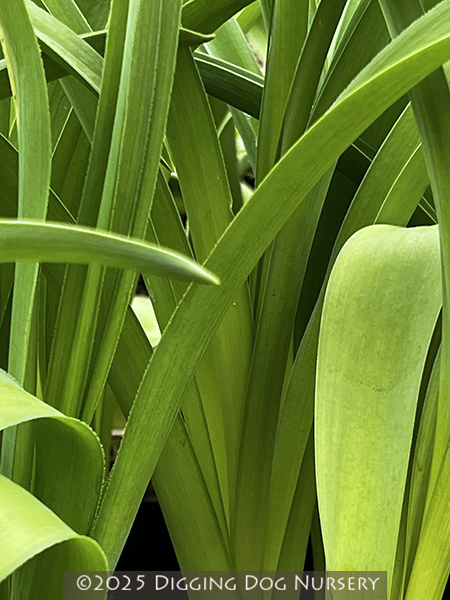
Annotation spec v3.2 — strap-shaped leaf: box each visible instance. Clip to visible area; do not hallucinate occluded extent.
[26,0,103,94]
[109,309,232,571]
[194,52,263,118]
[0,0,52,386]
[39,0,91,34]
[92,0,450,569]
[1,39,262,118]
[0,220,219,284]
[316,225,441,594]
[182,0,254,34]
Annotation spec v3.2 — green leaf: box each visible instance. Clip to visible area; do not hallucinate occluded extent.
[26,0,102,94]
[204,18,260,170]
[0,368,104,534]
[312,0,389,121]
[0,367,107,598]
[109,304,232,570]
[77,0,184,426]
[232,171,333,570]
[147,174,230,542]
[0,474,107,599]
[75,0,111,30]
[404,348,440,591]
[378,2,450,598]
[167,46,254,522]
[331,104,427,264]
[194,45,264,118]
[0,0,52,385]
[280,0,348,153]
[92,0,450,568]
[316,224,441,594]
[0,219,219,284]
[182,0,254,34]
[256,0,308,180]
[39,0,91,34]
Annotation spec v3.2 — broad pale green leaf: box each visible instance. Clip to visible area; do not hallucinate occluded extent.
[265,112,431,577]
[0,368,104,533]
[0,474,107,599]
[316,225,441,594]
[0,220,219,284]
[93,0,450,568]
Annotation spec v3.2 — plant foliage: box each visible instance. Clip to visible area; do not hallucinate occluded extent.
[0,1,450,599]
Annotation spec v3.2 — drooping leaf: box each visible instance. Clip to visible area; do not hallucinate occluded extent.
[0,220,219,284]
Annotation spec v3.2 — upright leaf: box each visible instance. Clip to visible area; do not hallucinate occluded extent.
[92,1,450,569]
[316,225,441,594]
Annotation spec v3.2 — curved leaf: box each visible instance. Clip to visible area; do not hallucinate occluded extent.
[0,368,104,534]
[92,0,450,567]
[316,225,441,593]
[182,0,254,34]
[0,220,219,284]
[0,474,107,599]
[194,52,263,118]
[26,0,103,95]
